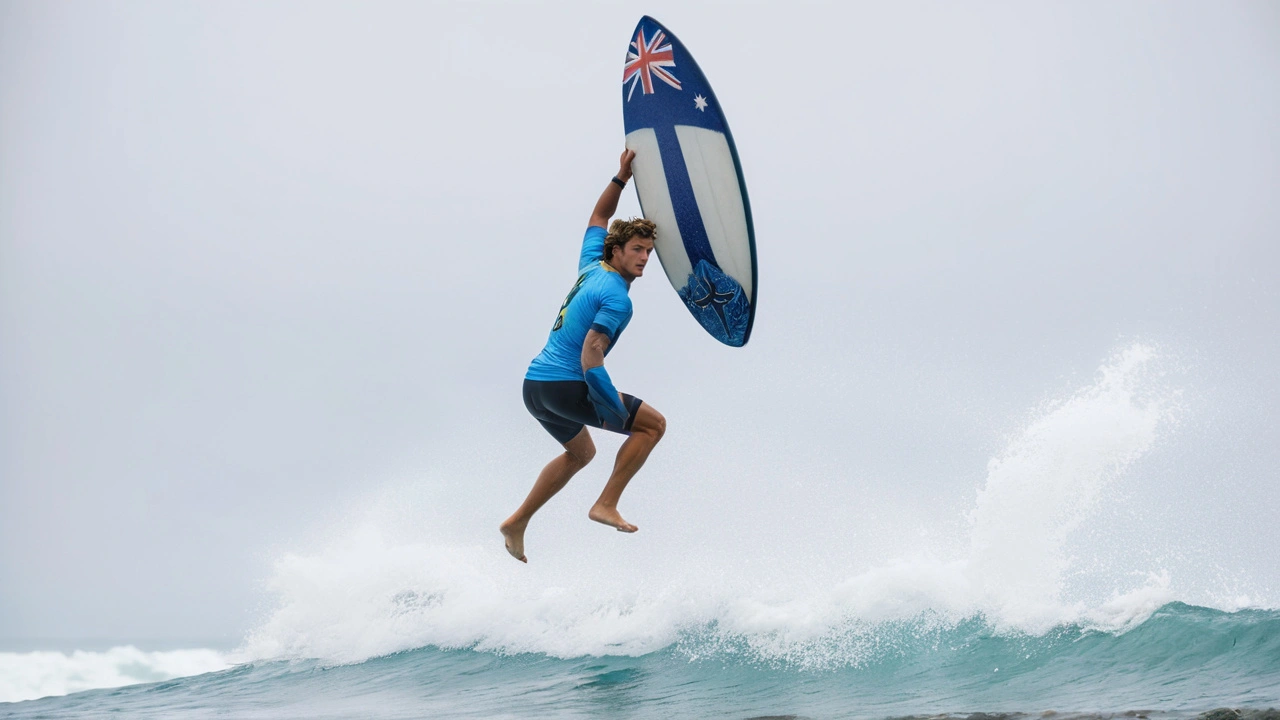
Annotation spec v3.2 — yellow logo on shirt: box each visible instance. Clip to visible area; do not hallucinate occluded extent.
[551,273,588,332]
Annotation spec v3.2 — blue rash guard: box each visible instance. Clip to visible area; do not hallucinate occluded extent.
[526,226,633,381]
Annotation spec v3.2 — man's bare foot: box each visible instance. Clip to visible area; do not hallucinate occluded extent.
[588,505,638,533]
[499,518,528,563]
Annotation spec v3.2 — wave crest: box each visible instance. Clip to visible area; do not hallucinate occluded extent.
[242,344,1261,667]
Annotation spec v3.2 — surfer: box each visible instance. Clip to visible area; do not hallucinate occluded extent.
[500,149,667,563]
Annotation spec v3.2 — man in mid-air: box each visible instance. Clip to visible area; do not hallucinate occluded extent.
[500,149,667,563]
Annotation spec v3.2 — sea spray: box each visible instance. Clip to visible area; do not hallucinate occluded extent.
[703,343,1177,666]
[966,343,1171,631]
[241,343,1184,668]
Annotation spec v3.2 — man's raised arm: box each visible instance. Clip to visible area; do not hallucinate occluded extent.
[588,149,637,229]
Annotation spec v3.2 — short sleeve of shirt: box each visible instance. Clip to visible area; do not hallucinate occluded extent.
[590,287,632,340]
[578,226,607,272]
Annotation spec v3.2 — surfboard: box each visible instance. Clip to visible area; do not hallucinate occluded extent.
[621,16,757,347]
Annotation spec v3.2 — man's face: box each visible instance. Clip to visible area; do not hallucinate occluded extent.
[612,236,654,280]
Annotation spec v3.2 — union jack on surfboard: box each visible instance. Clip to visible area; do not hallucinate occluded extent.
[624,27,681,100]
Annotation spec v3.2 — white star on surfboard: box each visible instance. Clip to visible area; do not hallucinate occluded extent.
[694,94,708,111]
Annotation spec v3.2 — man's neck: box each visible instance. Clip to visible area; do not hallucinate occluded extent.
[602,260,635,285]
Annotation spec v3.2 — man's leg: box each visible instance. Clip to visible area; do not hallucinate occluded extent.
[589,402,666,532]
[500,428,596,563]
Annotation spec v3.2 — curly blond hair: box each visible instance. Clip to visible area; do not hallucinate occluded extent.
[602,217,656,265]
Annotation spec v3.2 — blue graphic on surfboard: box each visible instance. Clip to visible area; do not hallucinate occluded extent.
[621,16,757,347]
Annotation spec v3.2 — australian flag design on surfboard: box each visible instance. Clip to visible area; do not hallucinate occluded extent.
[621,16,758,347]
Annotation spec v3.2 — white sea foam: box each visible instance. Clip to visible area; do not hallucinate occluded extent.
[967,343,1171,631]
[0,646,230,704]
[242,343,1192,667]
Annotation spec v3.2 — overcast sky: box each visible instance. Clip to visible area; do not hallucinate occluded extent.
[2,0,1277,647]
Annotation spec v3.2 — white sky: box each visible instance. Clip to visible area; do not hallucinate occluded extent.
[1,0,1277,646]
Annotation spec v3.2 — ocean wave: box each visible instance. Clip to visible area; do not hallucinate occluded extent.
[0,646,230,704]
[239,344,1255,667]
[672,602,1280,673]
[10,604,1275,719]
[14,345,1260,712]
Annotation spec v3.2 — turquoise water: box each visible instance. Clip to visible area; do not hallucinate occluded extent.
[5,603,1277,719]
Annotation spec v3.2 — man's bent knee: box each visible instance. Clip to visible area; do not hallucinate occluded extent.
[635,405,666,441]
[568,445,596,466]
[563,431,597,466]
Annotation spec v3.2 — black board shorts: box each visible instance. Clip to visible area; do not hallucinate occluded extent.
[523,379,643,444]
